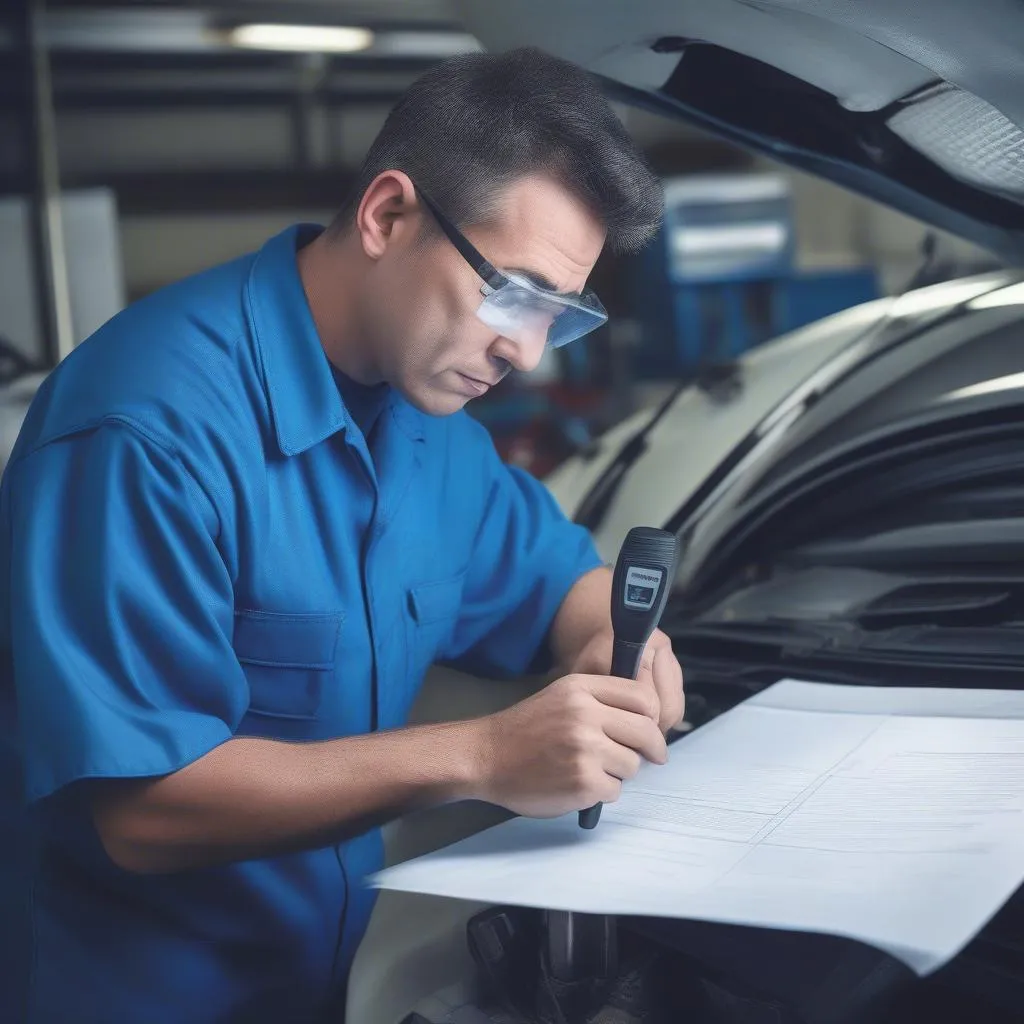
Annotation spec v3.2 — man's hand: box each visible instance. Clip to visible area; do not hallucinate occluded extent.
[89,631,683,872]
[568,628,685,734]
[470,672,668,818]
[549,567,685,734]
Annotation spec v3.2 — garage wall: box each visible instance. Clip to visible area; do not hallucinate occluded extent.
[44,105,389,297]
[120,211,336,296]
[772,162,994,293]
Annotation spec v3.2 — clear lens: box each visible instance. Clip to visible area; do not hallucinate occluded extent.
[475,273,607,349]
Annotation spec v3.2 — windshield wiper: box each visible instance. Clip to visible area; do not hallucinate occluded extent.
[573,362,745,531]
[572,378,691,531]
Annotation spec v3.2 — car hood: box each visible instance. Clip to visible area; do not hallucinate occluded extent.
[455,0,1024,262]
[542,272,1015,562]
[545,294,890,560]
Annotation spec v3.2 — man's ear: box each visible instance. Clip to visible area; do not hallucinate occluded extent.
[354,170,419,261]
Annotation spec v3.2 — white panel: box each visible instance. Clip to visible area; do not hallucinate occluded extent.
[62,189,127,341]
[0,189,126,362]
[0,201,41,362]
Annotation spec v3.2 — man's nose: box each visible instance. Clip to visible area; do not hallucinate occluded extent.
[489,327,548,374]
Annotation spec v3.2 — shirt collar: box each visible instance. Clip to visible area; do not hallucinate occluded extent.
[246,224,345,456]
[245,223,426,455]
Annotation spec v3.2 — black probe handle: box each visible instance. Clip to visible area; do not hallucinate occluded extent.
[577,638,645,829]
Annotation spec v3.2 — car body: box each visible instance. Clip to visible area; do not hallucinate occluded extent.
[347,2,1024,1019]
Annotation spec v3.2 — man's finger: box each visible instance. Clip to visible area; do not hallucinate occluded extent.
[651,642,685,732]
[676,660,686,727]
[584,674,660,723]
[603,709,668,766]
[633,656,663,723]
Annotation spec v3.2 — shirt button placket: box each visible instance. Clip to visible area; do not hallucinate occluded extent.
[362,498,388,734]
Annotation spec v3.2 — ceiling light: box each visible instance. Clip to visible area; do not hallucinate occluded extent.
[228,24,374,53]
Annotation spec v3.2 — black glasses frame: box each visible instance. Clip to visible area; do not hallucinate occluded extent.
[414,186,508,293]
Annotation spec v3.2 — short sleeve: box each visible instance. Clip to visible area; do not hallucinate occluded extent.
[442,428,604,678]
[6,422,247,803]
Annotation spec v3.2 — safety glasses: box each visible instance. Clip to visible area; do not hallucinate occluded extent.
[415,186,608,349]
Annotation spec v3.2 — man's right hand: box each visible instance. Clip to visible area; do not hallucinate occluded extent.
[87,672,669,875]
[469,673,669,818]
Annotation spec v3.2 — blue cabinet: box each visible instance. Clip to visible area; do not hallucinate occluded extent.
[630,173,878,377]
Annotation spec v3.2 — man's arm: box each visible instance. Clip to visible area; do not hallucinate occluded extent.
[15,424,667,876]
[89,721,482,873]
[92,673,669,874]
[548,564,614,672]
[89,561,669,876]
[88,469,676,874]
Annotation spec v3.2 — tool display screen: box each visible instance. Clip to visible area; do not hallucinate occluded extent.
[623,566,663,611]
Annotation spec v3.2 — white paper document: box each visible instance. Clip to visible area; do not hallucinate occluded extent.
[371,679,1024,975]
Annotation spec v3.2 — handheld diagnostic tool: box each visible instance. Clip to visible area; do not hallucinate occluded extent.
[578,526,678,830]
[546,526,680,989]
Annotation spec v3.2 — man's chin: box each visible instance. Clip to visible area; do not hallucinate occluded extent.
[401,384,470,418]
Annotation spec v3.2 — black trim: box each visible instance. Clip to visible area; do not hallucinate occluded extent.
[414,185,507,290]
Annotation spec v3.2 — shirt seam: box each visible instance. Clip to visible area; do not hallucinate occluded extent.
[7,413,225,541]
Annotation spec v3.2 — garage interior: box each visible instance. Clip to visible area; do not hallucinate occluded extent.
[6,4,1024,1024]
[2,0,1002,477]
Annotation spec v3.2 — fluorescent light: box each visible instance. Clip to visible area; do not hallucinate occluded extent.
[228,24,374,53]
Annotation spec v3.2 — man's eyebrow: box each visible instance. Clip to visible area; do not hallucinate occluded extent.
[508,267,559,292]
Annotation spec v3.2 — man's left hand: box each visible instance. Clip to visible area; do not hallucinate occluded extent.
[568,628,685,733]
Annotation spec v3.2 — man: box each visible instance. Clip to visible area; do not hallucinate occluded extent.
[0,47,682,1023]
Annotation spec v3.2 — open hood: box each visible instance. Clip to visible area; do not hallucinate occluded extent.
[455,0,1024,263]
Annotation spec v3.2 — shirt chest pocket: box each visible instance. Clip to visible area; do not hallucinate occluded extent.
[233,609,343,720]
[404,572,466,683]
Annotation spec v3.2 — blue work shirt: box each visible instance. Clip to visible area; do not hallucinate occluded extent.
[0,224,603,1023]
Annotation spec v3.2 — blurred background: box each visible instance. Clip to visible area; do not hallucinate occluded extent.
[0,0,1004,477]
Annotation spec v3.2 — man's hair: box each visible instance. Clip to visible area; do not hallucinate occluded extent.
[329,47,663,254]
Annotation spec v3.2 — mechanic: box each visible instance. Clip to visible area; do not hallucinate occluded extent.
[0,46,683,1024]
